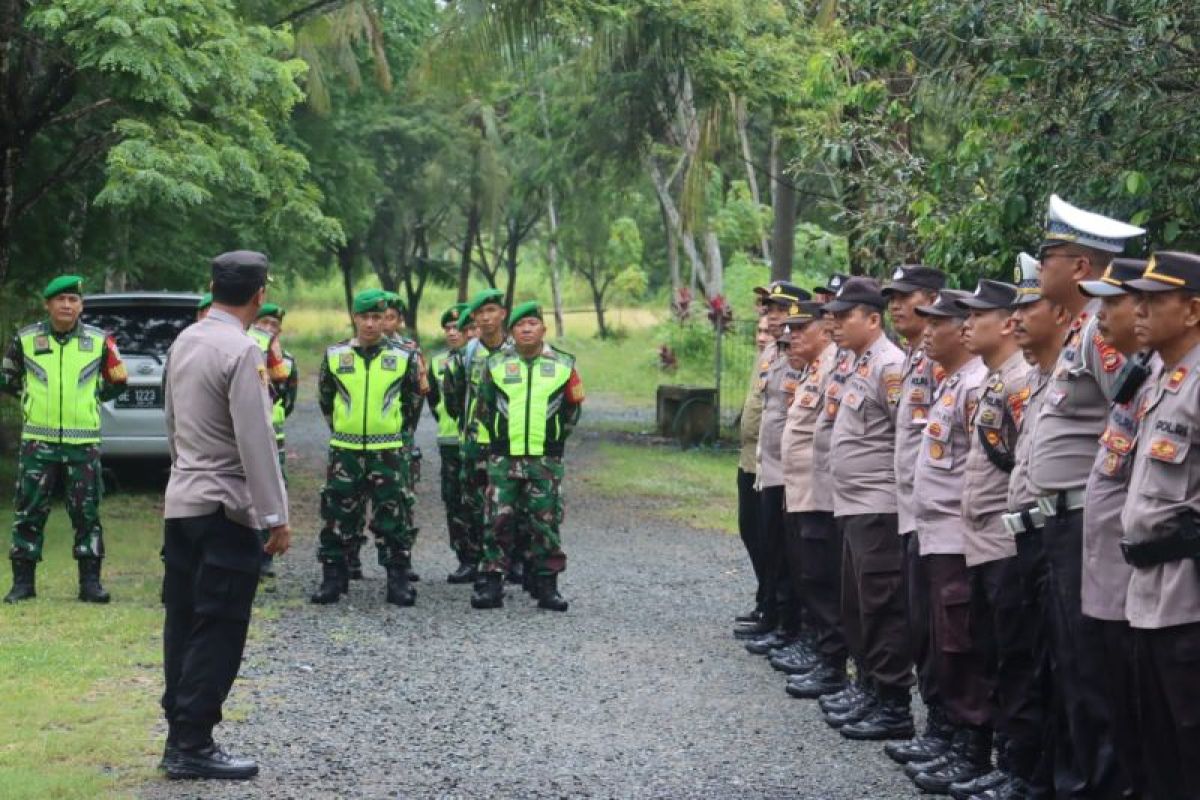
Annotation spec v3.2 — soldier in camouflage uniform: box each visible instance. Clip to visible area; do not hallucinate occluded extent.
[2,275,127,603]
[310,289,427,607]
[249,303,297,581]
[470,301,584,611]
[444,288,514,584]
[426,303,474,582]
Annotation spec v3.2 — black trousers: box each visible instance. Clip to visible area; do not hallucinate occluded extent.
[1132,621,1200,800]
[162,509,261,749]
[798,511,846,664]
[926,553,993,728]
[903,531,939,714]
[839,513,913,697]
[1043,508,1127,798]
[736,469,764,609]
[1014,527,1055,796]
[973,555,1046,780]
[1096,619,1146,797]
[759,485,793,630]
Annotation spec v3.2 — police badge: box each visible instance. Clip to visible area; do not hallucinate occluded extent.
[381,355,398,371]
[78,336,94,352]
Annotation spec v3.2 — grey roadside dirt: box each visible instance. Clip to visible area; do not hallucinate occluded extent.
[141,389,920,799]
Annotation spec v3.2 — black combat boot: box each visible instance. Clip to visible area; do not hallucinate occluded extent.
[447,560,476,584]
[734,608,763,624]
[885,705,956,764]
[310,561,348,604]
[841,689,915,741]
[536,573,569,612]
[386,564,416,606]
[165,742,259,780]
[4,559,36,603]
[407,567,421,582]
[949,767,1008,799]
[820,678,869,714]
[506,558,525,585]
[347,544,364,580]
[77,558,111,603]
[470,571,504,609]
[771,641,822,674]
[733,616,776,640]
[785,660,847,699]
[745,630,795,656]
[824,688,877,729]
[913,726,993,794]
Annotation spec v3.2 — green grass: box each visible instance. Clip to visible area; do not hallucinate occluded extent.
[582,441,738,534]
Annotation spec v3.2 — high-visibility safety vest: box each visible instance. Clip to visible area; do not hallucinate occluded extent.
[431,350,459,446]
[325,341,413,450]
[250,327,289,442]
[462,337,509,445]
[18,322,107,445]
[485,347,575,457]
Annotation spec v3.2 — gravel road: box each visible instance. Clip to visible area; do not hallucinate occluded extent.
[141,394,920,799]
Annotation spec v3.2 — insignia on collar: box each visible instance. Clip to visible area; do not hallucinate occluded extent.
[1167,366,1188,392]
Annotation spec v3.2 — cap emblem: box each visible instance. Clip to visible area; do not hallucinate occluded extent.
[893,267,906,280]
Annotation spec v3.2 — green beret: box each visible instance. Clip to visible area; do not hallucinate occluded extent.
[352,289,389,315]
[197,292,213,311]
[441,303,468,328]
[383,291,405,313]
[459,288,505,328]
[508,301,543,327]
[257,302,285,320]
[43,275,84,300]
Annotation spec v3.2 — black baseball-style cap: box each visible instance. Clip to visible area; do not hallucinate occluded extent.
[823,277,886,313]
[1078,258,1149,298]
[881,264,947,296]
[211,250,270,292]
[1121,252,1200,294]
[956,280,1019,311]
[814,273,850,296]
[916,289,972,319]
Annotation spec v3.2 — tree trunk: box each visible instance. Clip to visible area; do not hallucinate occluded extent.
[769,133,797,282]
[503,216,520,310]
[457,201,480,301]
[337,241,357,323]
[732,92,770,262]
[0,144,19,287]
[586,271,608,338]
[538,86,566,338]
[647,157,706,290]
[703,229,723,297]
[658,195,681,302]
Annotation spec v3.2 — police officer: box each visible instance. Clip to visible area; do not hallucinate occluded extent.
[159,251,290,779]
[1028,195,1144,798]
[1118,252,1200,800]
[310,289,426,607]
[880,264,951,766]
[733,309,773,627]
[951,277,1040,799]
[1073,258,1155,797]
[427,303,474,582]
[469,302,584,611]
[907,290,992,793]
[249,303,296,581]
[823,277,914,741]
[446,288,513,584]
[2,275,127,604]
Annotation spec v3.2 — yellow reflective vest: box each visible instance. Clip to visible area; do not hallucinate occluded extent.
[19,323,108,445]
[326,341,414,450]
[483,347,575,457]
[431,350,459,446]
[250,327,289,442]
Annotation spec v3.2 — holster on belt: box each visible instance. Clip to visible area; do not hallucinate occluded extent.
[1120,512,1200,568]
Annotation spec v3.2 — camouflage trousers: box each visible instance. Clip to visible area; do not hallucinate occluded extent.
[439,444,471,561]
[480,455,566,575]
[9,440,104,562]
[459,440,489,564]
[318,447,415,567]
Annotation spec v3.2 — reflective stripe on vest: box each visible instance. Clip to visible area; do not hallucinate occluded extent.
[432,351,459,445]
[19,324,104,444]
[327,343,410,451]
[488,352,572,456]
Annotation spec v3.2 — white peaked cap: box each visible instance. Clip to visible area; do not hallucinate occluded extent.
[1042,194,1145,253]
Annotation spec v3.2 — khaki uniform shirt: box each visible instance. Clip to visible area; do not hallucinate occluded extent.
[1084,358,1160,621]
[758,350,804,489]
[894,347,939,534]
[963,350,1033,565]
[812,348,854,513]
[784,342,838,513]
[913,357,986,555]
[1030,300,1127,494]
[1008,365,1052,512]
[831,335,906,518]
[738,348,768,473]
[1122,341,1200,629]
[164,309,288,530]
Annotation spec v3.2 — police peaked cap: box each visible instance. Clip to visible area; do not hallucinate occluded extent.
[211,250,271,292]
[762,282,811,306]
[1040,194,1145,254]
[1078,258,1149,298]
[1125,251,1200,294]
[822,277,886,312]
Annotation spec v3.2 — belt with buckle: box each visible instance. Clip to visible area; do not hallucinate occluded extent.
[1035,488,1086,518]
[1002,506,1046,537]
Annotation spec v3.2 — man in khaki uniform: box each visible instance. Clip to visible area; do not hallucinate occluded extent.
[159,251,290,780]
[1028,195,1144,798]
[906,291,993,794]
[880,264,950,766]
[823,277,914,741]
[1074,258,1156,797]
[1119,251,1200,800]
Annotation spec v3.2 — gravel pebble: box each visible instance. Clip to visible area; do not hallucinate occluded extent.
[140,397,920,799]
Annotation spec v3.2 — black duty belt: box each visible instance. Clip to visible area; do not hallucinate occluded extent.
[1120,512,1200,568]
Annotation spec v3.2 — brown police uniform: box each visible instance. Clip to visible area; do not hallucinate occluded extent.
[738,351,767,611]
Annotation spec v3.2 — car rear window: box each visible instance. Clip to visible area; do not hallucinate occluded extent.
[81,305,194,358]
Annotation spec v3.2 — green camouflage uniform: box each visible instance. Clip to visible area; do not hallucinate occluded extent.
[0,322,126,562]
[474,342,583,575]
[317,336,425,567]
[427,348,470,561]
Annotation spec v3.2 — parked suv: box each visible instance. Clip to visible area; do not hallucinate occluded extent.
[80,292,199,459]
